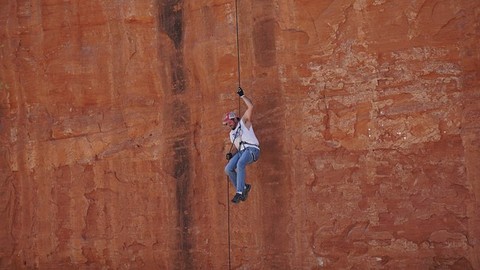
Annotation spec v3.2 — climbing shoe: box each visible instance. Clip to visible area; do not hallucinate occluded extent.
[231,193,244,204]
[242,184,251,201]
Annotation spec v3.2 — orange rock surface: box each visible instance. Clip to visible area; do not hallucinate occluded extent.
[1,0,479,269]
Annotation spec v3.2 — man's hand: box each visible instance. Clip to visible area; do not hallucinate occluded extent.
[226,153,233,160]
[237,87,244,97]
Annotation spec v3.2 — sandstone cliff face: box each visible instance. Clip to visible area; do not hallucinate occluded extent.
[1,0,479,269]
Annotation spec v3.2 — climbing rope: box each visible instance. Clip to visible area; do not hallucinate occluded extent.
[227,0,242,269]
[227,178,232,270]
[235,0,241,89]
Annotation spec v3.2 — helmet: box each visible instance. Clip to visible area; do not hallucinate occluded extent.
[222,112,237,124]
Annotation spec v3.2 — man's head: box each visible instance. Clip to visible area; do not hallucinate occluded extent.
[223,112,238,130]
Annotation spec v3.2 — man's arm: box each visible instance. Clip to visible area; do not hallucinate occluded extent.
[241,95,253,128]
[237,87,254,129]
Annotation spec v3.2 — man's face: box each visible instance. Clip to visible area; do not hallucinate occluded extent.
[224,119,237,130]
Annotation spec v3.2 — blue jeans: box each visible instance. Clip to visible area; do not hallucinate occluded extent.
[224,147,260,193]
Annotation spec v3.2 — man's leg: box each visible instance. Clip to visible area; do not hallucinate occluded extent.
[224,153,240,188]
[242,148,259,201]
[235,150,254,193]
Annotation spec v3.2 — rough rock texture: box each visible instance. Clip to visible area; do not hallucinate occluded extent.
[1,0,479,269]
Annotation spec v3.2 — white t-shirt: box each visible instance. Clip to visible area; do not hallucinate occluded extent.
[229,119,260,150]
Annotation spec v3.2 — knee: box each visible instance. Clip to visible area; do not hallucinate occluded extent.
[237,160,247,168]
[224,166,232,175]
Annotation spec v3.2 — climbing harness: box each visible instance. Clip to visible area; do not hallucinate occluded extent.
[239,141,260,153]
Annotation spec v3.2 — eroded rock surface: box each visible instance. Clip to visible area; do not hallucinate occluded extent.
[1,0,479,269]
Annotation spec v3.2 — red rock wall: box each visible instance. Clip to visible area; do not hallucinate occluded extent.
[1,0,479,269]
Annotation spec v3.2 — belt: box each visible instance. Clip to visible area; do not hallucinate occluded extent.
[240,141,260,150]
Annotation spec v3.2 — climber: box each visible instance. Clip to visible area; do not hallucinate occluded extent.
[223,87,260,204]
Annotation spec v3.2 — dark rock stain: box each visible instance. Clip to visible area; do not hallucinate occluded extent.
[253,19,277,67]
[170,52,186,94]
[159,0,184,49]
[173,139,189,181]
[170,100,193,269]
[159,0,186,94]
[171,99,189,128]
[158,1,192,268]
[173,138,192,270]
[171,100,190,181]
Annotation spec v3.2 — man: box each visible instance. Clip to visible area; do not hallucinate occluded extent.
[223,87,260,204]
